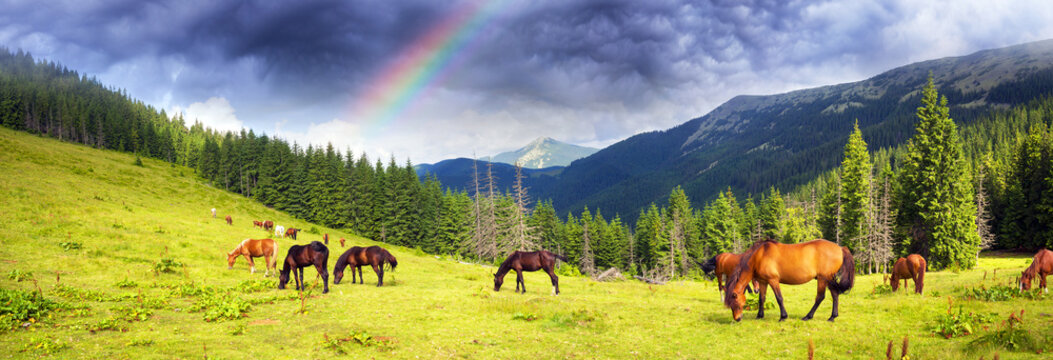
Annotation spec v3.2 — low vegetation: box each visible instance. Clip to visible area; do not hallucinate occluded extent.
[1,124,1052,358]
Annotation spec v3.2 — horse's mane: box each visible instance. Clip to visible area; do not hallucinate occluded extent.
[723,240,776,308]
[496,251,519,276]
[228,238,250,256]
[334,248,353,271]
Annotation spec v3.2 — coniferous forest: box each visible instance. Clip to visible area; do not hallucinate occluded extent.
[3,47,1053,278]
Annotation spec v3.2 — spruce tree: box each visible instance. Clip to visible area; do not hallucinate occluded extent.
[896,76,980,269]
[839,121,872,253]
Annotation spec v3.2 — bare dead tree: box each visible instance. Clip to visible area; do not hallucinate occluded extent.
[507,162,537,252]
[581,221,596,276]
[975,164,995,257]
[465,157,498,260]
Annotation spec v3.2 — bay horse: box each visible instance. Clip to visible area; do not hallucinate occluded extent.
[891,254,926,294]
[225,215,233,225]
[263,220,274,231]
[1020,248,1053,293]
[275,225,285,238]
[339,238,345,248]
[278,241,329,294]
[285,227,299,240]
[494,250,567,295]
[700,253,758,296]
[725,239,855,322]
[253,220,263,229]
[226,238,278,276]
[333,246,399,286]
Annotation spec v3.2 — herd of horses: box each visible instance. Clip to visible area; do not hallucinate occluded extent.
[218,210,1053,322]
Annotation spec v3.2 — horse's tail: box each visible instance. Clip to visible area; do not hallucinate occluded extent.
[552,252,569,263]
[270,239,279,269]
[384,249,397,271]
[829,246,855,294]
[700,256,718,275]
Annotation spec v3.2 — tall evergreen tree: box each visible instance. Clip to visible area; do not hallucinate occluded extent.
[896,76,980,269]
[839,121,872,253]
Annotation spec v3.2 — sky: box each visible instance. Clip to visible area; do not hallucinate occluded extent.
[3,0,1053,164]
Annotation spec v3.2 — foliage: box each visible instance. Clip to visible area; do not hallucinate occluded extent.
[319,331,396,354]
[0,288,62,329]
[87,316,127,333]
[20,336,68,355]
[743,291,774,311]
[112,304,153,322]
[58,241,82,251]
[545,309,602,329]
[511,312,540,321]
[114,278,138,288]
[234,279,276,293]
[961,284,1048,301]
[928,303,995,339]
[6,269,33,282]
[839,121,871,252]
[188,293,252,322]
[153,258,182,274]
[867,284,894,298]
[968,310,1044,352]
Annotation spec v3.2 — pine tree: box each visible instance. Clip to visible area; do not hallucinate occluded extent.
[896,75,980,269]
[840,121,872,253]
[759,187,786,240]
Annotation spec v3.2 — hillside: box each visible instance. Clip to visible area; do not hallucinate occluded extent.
[415,157,562,194]
[491,137,599,169]
[536,39,1053,220]
[2,127,1051,358]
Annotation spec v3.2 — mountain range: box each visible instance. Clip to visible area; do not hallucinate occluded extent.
[421,39,1053,221]
[491,137,598,169]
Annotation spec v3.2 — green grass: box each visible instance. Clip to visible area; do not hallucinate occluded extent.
[0,126,1051,359]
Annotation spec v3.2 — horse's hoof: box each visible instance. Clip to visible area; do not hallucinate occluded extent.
[756,314,764,319]
[827,317,837,322]
[779,316,788,322]
[801,316,812,321]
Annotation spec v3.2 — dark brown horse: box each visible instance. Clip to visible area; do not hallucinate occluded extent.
[333,246,398,286]
[226,238,278,276]
[323,233,329,244]
[725,239,855,322]
[494,250,567,295]
[263,220,274,231]
[700,252,758,295]
[278,241,329,294]
[285,227,299,240]
[1020,248,1053,293]
[225,215,233,225]
[891,254,926,294]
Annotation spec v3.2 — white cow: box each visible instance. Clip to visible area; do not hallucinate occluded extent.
[275,225,285,238]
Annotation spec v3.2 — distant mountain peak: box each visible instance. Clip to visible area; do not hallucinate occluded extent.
[491,137,598,169]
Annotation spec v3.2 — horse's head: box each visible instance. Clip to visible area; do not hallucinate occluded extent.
[726,290,745,322]
[333,268,344,284]
[278,271,288,289]
[226,252,237,269]
[1020,272,1033,291]
[493,272,503,292]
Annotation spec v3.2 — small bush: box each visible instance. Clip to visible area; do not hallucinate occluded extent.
[114,279,138,288]
[52,284,108,302]
[127,339,154,347]
[511,312,540,321]
[20,336,68,355]
[969,310,1042,352]
[59,241,82,251]
[744,292,774,310]
[0,288,62,329]
[555,264,583,277]
[929,305,996,339]
[88,316,126,333]
[319,330,396,354]
[153,258,182,274]
[189,293,251,322]
[112,305,152,322]
[867,284,894,298]
[7,269,33,282]
[235,279,275,293]
[133,156,143,167]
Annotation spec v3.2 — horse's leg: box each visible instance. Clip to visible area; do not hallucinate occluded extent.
[372,263,383,287]
[770,283,788,321]
[517,270,525,294]
[546,267,560,295]
[803,279,828,321]
[828,287,841,322]
[357,265,364,284]
[1041,274,1048,293]
[316,263,329,294]
[245,255,256,274]
[756,282,768,319]
[298,267,305,291]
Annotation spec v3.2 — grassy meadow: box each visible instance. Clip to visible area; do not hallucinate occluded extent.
[0,126,1051,359]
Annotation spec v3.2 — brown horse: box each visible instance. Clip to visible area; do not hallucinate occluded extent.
[227,238,278,276]
[225,215,233,225]
[494,250,567,295]
[891,254,926,294]
[700,253,758,295]
[285,227,299,240]
[263,220,274,231]
[1020,248,1053,293]
[278,241,329,294]
[253,220,263,229]
[333,246,398,286]
[339,238,346,248]
[323,233,329,244]
[725,239,855,322]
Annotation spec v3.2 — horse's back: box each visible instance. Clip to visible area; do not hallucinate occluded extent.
[764,240,843,284]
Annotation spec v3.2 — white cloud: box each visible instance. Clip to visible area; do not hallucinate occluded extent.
[171,97,244,133]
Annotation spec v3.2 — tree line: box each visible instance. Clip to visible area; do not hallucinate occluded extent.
[3,48,1052,277]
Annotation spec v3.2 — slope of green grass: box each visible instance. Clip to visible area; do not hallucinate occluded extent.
[0,127,1051,359]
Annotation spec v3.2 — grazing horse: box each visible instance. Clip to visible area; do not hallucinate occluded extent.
[225,215,233,225]
[891,254,927,294]
[725,239,855,322]
[278,241,330,294]
[1020,248,1053,293]
[700,253,758,295]
[339,238,345,248]
[253,220,263,229]
[333,246,399,286]
[275,225,285,238]
[263,220,274,231]
[494,250,567,295]
[323,233,329,244]
[211,208,216,218]
[285,228,299,240]
[226,238,278,276]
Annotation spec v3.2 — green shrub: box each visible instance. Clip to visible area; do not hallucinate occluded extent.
[153,258,182,274]
[6,269,33,282]
[189,293,251,322]
[511,312,540,321]
[969,310,1042,352]
[112,305,152,322]
[21,336,68,355]
[744,292,774,310]
[555,264,583,277]
[545,309,601,328]
[929,305,995,339]
[114,279,138,288]
[867,284,894,298]
[0,288,62,329]
[87,316,126,333]
[235,279,275,293]
[59,241,82,251]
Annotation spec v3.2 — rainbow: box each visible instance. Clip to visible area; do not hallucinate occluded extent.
[347,0,508,133]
